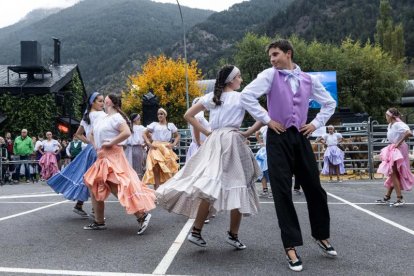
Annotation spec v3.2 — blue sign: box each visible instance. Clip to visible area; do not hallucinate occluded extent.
[308,71,338,109]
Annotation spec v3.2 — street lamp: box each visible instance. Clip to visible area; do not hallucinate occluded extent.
[176,0,189,110]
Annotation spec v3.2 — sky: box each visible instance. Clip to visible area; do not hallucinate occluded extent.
[0,0,248,29]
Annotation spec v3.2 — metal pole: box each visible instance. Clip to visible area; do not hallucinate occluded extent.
[176,0,189,110]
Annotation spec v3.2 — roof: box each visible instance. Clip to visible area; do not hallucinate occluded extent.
[196,79,215,94]
[58,116,80,126]
[0,64,81,95]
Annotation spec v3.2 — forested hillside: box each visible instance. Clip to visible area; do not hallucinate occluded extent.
[259,0,414,58]
[0,0,213,92]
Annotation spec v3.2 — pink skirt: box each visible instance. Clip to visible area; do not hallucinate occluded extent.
[84,146,156,215]
[377,143,414,191]
[39,152,59,180]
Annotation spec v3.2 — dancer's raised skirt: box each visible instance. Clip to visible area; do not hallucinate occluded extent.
[156,128,260,218]
[84,146,156,214]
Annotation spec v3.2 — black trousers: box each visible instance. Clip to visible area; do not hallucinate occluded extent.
[267,127,330,248]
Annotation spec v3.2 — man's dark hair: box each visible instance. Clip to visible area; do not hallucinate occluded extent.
[266,39,294,60]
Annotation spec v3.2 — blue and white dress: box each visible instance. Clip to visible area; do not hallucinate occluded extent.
[47,111,106,201]
[255,126,268,180]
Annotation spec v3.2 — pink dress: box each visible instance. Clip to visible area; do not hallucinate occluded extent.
[377,122,414,191]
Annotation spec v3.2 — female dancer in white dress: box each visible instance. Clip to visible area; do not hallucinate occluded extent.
[376,108,414,206]
[125,113,147,178]
[48,92,105,217]
[83,94,156,234]
[320,125,345,182]
[156,65,261,249]
[142,108,180,190]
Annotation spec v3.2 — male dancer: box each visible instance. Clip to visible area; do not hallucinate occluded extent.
[241,39,337,272]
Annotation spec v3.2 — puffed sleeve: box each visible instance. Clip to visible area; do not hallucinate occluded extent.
[112,113,127,129]
[200,92,216,110]
[169,123,178,133]
[146,122,156,133]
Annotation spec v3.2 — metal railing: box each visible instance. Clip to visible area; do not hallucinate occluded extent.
[3,121,412,184]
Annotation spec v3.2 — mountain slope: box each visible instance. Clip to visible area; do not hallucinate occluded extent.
[259,0,414,58]
[167,0,294,77]
[0,0,214,92]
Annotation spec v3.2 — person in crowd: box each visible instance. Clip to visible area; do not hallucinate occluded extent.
[156,65,262,250]
[38,132,61,180]
[185,97,210,162]
[59,139,71,170]
[142,108,180,190]
[48,92,106,217]
[83,94,156,234]
[255,125,272,198]
[66,135,87,161]
[376,107,414,207]
[125,113,147,178]
[34,134,44,180]
[0,136,10,184]
[240,39,337,272]
[320,125,345,182]
[29,136,38,182]
[13,129,34,183]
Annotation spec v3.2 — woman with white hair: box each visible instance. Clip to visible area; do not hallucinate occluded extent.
[319,125,344,182]
[142,108,180,190]
[186,97,210,162]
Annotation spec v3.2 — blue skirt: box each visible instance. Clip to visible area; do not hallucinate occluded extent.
[47,144,97,201]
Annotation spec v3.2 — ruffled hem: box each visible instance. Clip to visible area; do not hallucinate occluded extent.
[47,145,96,201]
[48,172,90,201]
[39,153,59,180]
[142,142,179,184]
[84,146,156,214]
[377,144,414,191]
[156,175,259,218]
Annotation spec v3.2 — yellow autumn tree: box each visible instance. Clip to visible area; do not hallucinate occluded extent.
[122,55,203,128]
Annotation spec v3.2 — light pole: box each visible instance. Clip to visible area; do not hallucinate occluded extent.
[176,0,189,110]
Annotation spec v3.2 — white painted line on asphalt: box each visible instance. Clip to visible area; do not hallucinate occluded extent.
[152,219,195,275]
[259,201,414,205]
[0,267,184,275]
[327,192,414,236]
[0,200,68,222]
[0,193,60,199]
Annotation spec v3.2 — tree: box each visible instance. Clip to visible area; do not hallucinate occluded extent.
[122,55,203,128]
[234,33,270,84]
[374,0,405,60]
[233,33,406,121]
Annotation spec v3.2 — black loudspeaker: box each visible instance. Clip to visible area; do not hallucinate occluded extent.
[142,92,159,127]
[21,41,42,67]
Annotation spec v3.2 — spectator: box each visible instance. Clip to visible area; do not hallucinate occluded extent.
[13,129,34,183]
[34,134,44,180]
[0,136,10,184]
[66,135,86,161]
[4,132,13,162]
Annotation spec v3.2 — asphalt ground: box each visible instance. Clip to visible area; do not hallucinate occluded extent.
[0,180,413,276]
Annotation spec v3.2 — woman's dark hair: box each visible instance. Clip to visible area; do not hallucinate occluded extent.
[129,113,140,132]
[266,39,294,60]
[212,65,235,106]
[107,94,132,132]
[83,92,102,125]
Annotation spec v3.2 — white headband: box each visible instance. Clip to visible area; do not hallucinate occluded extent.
[225,66,240,84]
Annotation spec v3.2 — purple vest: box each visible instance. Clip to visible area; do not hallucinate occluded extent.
[267,70,312,130]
